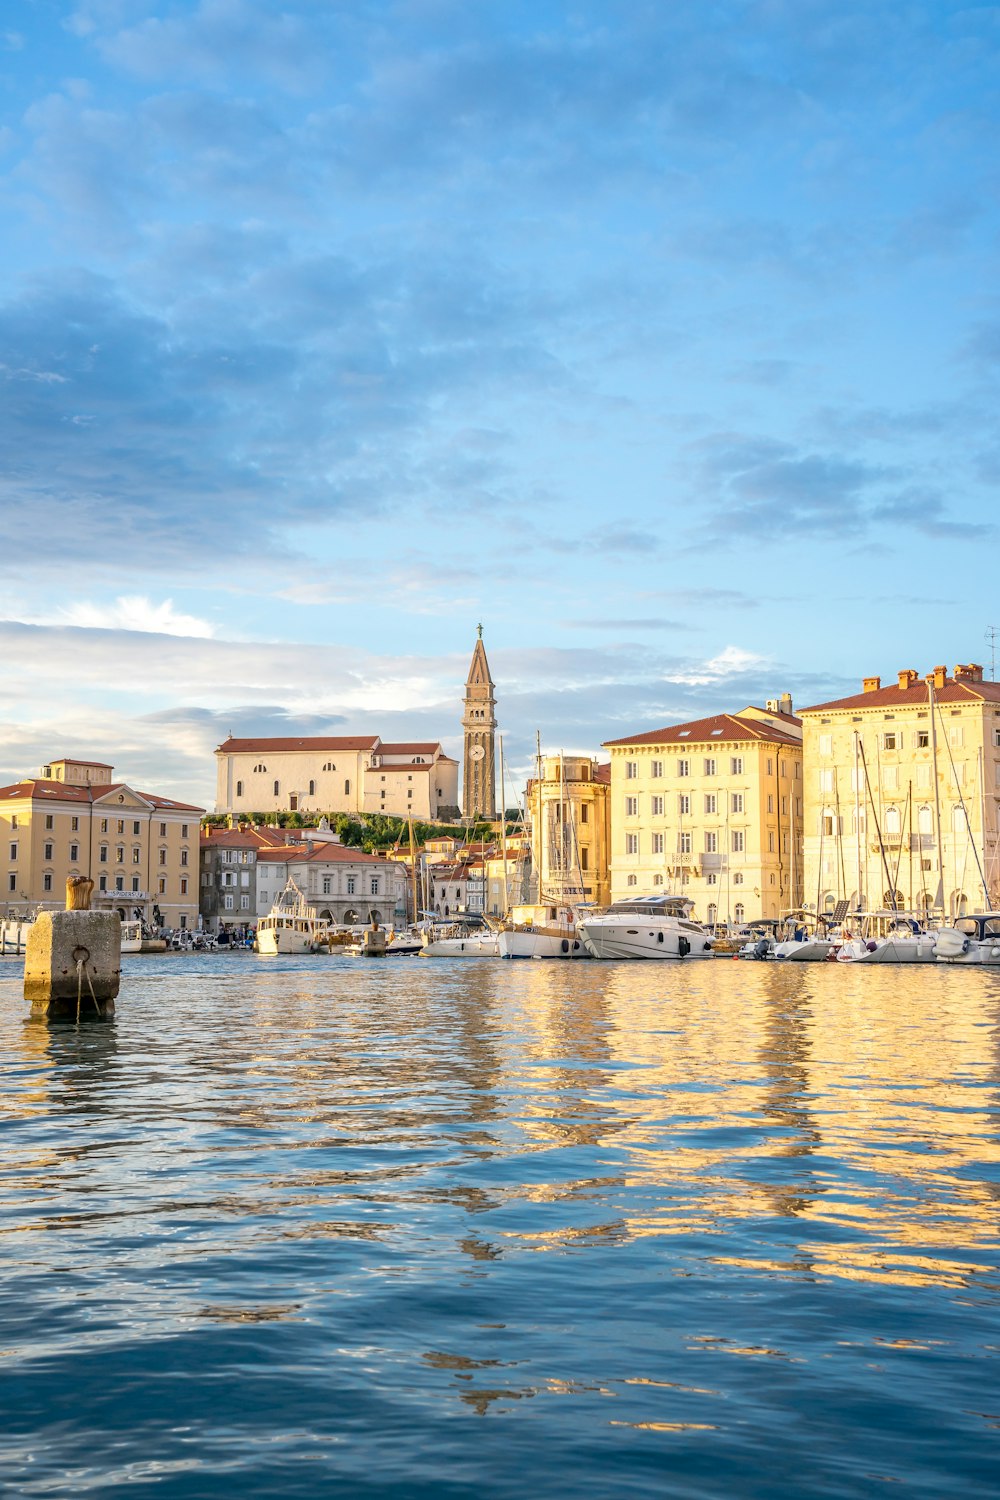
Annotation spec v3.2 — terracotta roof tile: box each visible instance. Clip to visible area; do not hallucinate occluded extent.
[603,713,803,750]
[802,676,1000,713]
[0,779,204,813]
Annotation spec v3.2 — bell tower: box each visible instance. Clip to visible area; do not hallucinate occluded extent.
[462,625,497,820]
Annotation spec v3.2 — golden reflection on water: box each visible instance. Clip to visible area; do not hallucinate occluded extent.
[1,955,998,1295]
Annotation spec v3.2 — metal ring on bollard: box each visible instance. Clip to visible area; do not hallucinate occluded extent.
[72,946,91,964]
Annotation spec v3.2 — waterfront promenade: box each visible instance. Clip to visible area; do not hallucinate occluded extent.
[1,955,998,1497]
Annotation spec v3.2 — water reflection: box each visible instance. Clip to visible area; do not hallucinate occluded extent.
[0,954,999,1499]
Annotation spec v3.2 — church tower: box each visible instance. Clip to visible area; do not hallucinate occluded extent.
[462,625,497,820]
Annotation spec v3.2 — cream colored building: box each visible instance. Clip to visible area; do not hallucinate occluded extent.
[527,755,611,907]
[604,701,803,922]
[214,736,459,821]
[0,758,203,929]
[800,663,1000,917]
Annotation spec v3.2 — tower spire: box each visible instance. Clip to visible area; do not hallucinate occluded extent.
[462,628,497,820]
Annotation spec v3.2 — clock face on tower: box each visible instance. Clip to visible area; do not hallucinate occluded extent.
[470,745,485,762]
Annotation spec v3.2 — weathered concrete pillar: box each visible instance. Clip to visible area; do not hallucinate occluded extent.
[24,911,121,1017]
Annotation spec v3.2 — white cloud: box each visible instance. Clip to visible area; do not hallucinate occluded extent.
[57,596,216,638]
[666,644,770,687]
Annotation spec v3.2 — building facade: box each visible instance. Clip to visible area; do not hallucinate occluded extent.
[254,841,407,925]
[604,701,803,922]
[800,663,1000,917]
[528,755,611,908]
[462,628,497,819]
[200,827,259,932]
[214,736,458,821]
[0,758,203,930]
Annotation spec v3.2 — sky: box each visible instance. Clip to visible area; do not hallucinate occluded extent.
[2,0,999,809]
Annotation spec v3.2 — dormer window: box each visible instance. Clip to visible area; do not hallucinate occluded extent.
[254,764,267,773]
[323,762,336,772]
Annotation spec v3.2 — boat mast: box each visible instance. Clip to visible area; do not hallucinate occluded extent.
[408,815,419,926]
[535,730,543,902]
[498,732,509,916]
[853,730,863,910]
[979,745,990,908]
[927,676,946,916]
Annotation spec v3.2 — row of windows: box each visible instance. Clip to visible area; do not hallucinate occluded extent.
[818,727,988,755]
[6,816,188,837]
[625,756,799,780]
[818,762,974,791]
[819,805,976,836]
[624,830,748,855]
[9,871,192,897]
[623,792,801,818]
[235,778,350,797]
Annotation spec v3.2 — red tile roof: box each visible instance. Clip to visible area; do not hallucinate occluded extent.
[603,712,803,749]
[49,758,114,769]
[802,676,1000,713]
[378,742,444,756]
[216,736,380,754]
[256,842,385,866]
[0,779,204,813]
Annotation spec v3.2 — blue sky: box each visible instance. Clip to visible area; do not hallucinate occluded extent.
[2,0,998,807]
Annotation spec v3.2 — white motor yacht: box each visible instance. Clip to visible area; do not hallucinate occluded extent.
[420,921,499,957]
[577,896,715,961]
[257,879,331,955]
[934,913,1000,965]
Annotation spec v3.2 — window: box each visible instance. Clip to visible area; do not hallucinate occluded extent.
[581,848,590,870]
[240,895,250,910]
[254,764,267,773]
[159,823,167,837]
[101,819,108,833]
[651,795,663,816]
[347,876,356,895]
[43,873,52,892]
[181,824,188,839]
[625,833,639,855]
[10,815,16,830]
[768,831,775,852]
[132,876,141,893]
[731,793,744,813]
[345,780,351,796]
[117,820,125,835]
[677,759,690,777]
[180,850,188,866]
[240,872,249,887]
[371,878,379,895]
[180,878,188,895]
[133,847,141,863]
[705,832,717,853]
[704,758,716,776]
[883,732,897,751]
[706,873,717,886]
[8,842,17,861]
[678,832,692,854]
[917,764,931,788]
[883,765,899,790]
[766,758,773,776]
[225,894,234,910]
[70,843,79,861]
[45,814,53,830]
[99,845,108,862]
[6,872,13,892]
[273,781,280,797]
[323,762,335,772]
[653,873,663,886]
[308,780,316,796]
[158,878,166,895]
[115,876,124,891]
[733,872,744,886]
[704,793,716,814]
[819,769,833,792]
[625,796,639,816]
[732,830,744,852]
[236,780,244,797]
[581,804,589,824]
[130,820,139,836]
[322,876,332,894]
[949,725,964,748]
[625,761,638,779]
[730,757,743,775]
[767,794,774,813]
[678,794,690,815]
[44,842,53,860]
[627,874,638,887]
[71,816,79,831]
[652,832,664,855]
[734,902,745,922]
[819,734,832,756]
[651,759,663,778]
[98,875,107,892]
[917,731,930,749]
[159,850,166,866]
[116,846,124,863]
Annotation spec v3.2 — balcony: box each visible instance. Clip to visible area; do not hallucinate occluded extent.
[699,853,723,872]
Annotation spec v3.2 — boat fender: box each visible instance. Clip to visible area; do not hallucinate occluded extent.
[561,939,569,954]
[866,940,878,953]
[678,936,690,959]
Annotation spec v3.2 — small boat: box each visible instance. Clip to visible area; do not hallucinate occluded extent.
[577,895,715,961]
[934,912,1000,965]
[0,913,35,955]
[121,919,143,954]
[835,912,936,964]
[420,919,500,957]
[256,879,332,955]
[498,903,589,959]
[773,910,837,963]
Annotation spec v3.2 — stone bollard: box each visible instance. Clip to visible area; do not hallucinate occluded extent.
[360,927,387,956]
[24,911,122,1017]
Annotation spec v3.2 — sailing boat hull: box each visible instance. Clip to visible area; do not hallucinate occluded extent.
[498,927,588,959]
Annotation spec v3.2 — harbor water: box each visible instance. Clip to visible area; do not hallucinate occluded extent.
[1,953,998,1498]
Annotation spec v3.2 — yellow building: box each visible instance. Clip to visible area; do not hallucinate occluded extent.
[800,663,1000,918]
[527,755,611,907]
[604,701,803,922]
[0,758,204,929]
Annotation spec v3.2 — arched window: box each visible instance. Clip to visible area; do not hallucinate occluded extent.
[344,779,351,796]
[273,780,280,797]
[308,780,316,796]
[626,874,637,887]
[254,764,267,773]
[236,780,243,797]
[917,805,932,835]
[323,762,335,772]
[824,892,836,912]
[734,902,745,922]
[952,806,966,833]
[884,806,900,836]
[707,903,717,925]
[950,890,969,917]
[653,873,664,886]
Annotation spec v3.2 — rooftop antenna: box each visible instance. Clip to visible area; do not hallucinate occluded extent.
[986,626,998,681]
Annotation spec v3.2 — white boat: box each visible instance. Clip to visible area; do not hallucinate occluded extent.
[121,920,143,954]
[578,895,715,961]
[256,880,331,955]
[835,912,936,964]
[934,913,1000,965]
[420,922,499,957]
[773,911,836,962]
[498,903,589,959]
[344,926,424,957]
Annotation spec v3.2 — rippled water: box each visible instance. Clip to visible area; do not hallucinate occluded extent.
[1,953,998,1498]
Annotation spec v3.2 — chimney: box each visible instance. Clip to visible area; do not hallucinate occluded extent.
[897,669,918,690]
[862,675,881,694]
[779,692,793,716]
[929,664,947,689]
[954,663,983,683]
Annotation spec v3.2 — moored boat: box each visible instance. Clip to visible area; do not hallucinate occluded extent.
[934,912,1000,965]
[577,895,715,961]
[498,903,589,959]
[256,879,332,955]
